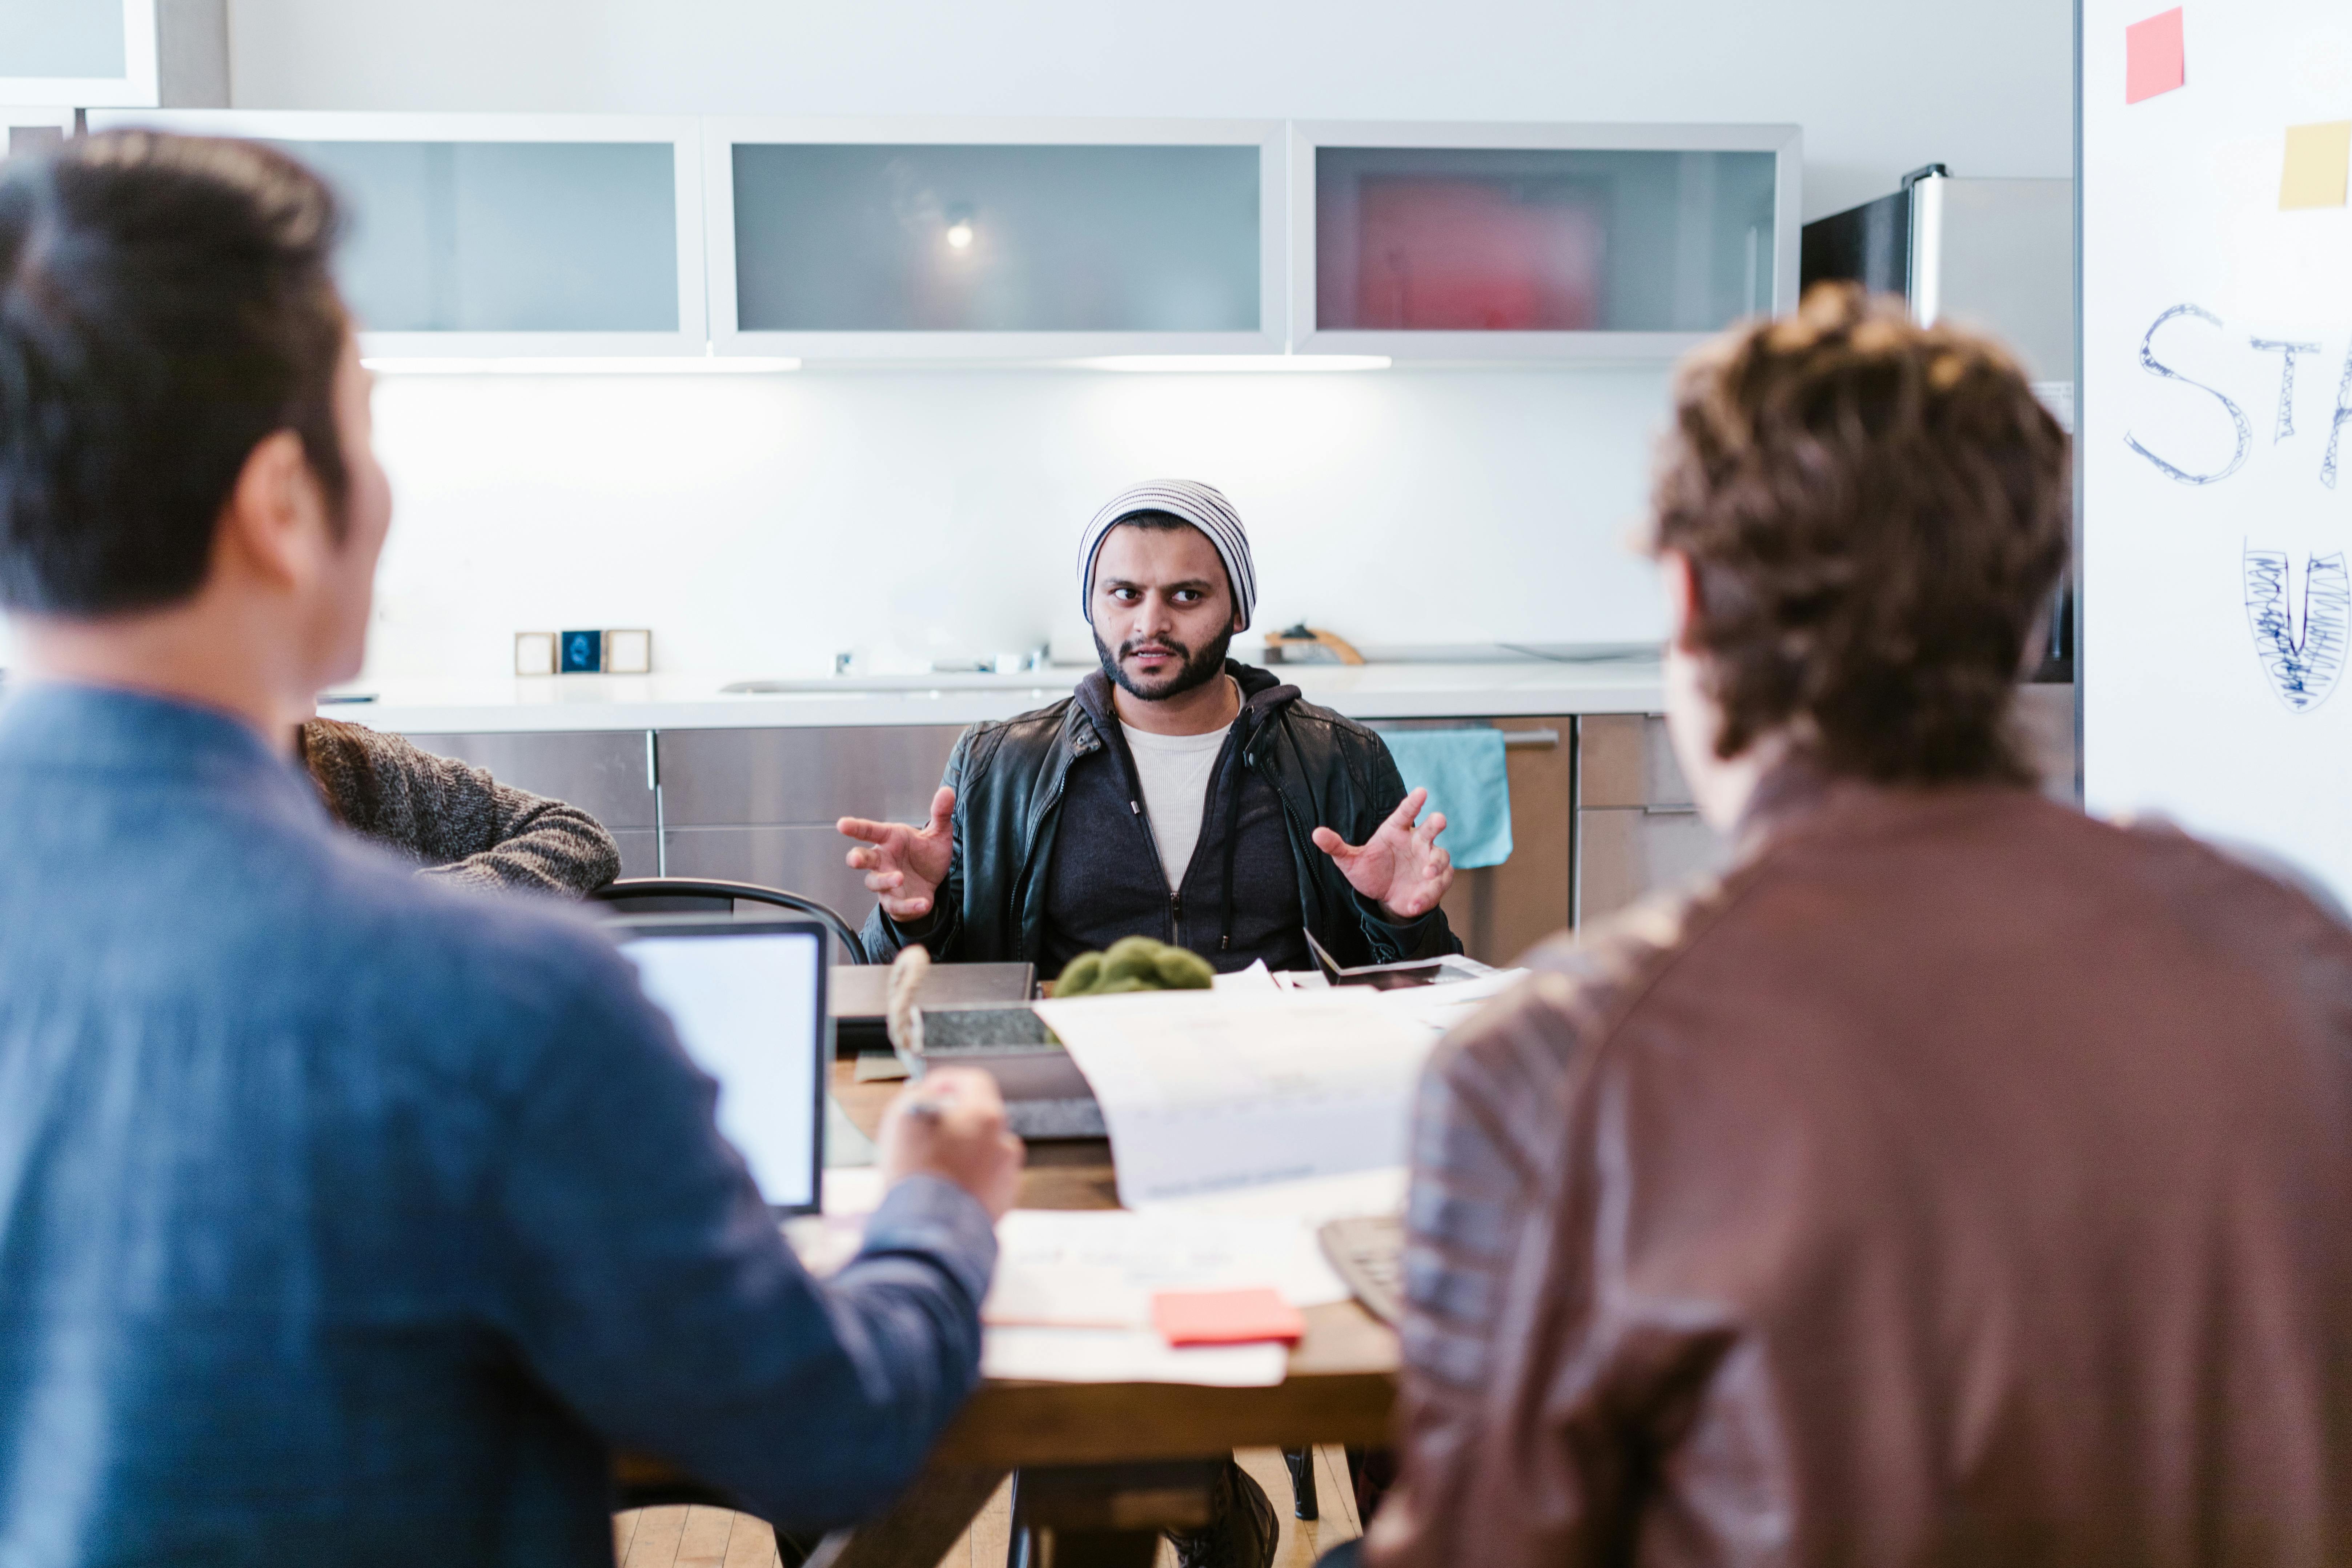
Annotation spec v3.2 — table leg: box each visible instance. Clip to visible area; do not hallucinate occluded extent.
[804,1464,1008,1568]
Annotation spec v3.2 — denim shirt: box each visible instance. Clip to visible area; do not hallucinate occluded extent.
[0,685,997,1566]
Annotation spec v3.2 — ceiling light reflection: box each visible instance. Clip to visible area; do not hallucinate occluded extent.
[360,357,805,376]
[1072,355,1393,373]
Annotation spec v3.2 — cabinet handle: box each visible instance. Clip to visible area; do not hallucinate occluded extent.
[1503,729,1561,751]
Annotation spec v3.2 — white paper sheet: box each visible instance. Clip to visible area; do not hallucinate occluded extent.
[1139,1165,1410,1227]
[976,1206,1341,1387]
[1210,959,1281,996]
[982,1326,1288,1387]
[985,1206,1348,1317]
[1034,988,1446,1207]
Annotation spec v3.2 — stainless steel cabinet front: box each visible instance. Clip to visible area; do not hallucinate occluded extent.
[654,725,967,828]
[397,729,658,829]
[1573,714,1723,926]
[1574,807,1726,927]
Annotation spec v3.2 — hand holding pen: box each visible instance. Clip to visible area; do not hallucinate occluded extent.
[879,1065,1025,1219]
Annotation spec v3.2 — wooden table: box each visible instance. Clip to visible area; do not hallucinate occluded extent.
[623,1062,1400,1567]
[814,1063,1399,1567]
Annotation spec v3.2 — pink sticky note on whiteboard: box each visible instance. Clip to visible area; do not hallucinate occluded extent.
[2125,8,2185,103]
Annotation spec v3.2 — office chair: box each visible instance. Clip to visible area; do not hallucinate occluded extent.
[590,877,870,965]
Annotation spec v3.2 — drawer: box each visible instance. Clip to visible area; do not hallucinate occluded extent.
[1576,714,1694,810]
[1574,806,1725,926]
[397,729,657,830]
[656,725,968,827]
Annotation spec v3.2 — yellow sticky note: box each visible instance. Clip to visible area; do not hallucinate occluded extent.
[2280,121,2352,210]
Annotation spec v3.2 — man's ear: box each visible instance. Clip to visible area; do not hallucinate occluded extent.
[1660,549,1704,653]
[213,430,321,591]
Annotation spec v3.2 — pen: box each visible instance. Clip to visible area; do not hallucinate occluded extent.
[903,1083,958,1123]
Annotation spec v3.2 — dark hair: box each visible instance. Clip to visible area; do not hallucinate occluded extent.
[0,130,348,615]
[1650,284,2071,785]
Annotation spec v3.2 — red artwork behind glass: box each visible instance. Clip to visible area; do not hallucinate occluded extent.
[1334,178,1605,330]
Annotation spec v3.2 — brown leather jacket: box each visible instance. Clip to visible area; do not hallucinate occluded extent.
[1365,767,2352,1567]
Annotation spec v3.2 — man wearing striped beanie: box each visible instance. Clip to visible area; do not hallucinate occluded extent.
[842,480,1458,1558]
[844,477,1459,984]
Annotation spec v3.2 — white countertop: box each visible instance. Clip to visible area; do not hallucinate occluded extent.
[324,658,1666,734]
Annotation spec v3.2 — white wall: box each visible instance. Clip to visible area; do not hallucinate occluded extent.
[367,365,1670,680]
[225,0,2073,222]
[208,0,2072,683]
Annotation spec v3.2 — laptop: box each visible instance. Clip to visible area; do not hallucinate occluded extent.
[609,916,831,1215]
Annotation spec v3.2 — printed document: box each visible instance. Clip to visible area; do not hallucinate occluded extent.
[1034,988,1457,1207]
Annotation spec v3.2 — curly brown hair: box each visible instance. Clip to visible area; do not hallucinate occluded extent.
[1650,283,2071,785]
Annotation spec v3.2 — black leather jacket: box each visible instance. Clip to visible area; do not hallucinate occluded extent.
[861,661,1460,970]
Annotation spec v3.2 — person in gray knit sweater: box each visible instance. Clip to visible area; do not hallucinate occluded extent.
[299,717,621,897]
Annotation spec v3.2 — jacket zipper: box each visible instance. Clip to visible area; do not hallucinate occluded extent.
[1011,720,1092,962]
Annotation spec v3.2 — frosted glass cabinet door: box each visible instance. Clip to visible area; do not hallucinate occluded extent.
[0,0,122,77]
[0,0,155,105]
[735,143,1256,331]
[710,124,1285,356]
[1296,125,1799,360]
[82,112,706,354]
[282,141,679,333]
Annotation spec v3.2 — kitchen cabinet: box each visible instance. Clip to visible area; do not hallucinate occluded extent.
[1372,717,1575,966]
[1290,122,1801,362]
[1574,714,1725,927]
[704,117,1287,360]
[1572,688,2080,927]
[399,728,661,880]
[0,0,155,107]
[60,112,1798,363]
[86,111,708,358]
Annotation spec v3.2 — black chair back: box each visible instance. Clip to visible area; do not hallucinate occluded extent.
[590,877,869,966]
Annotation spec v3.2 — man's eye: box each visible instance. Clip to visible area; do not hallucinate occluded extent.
[1174,590,1201,604]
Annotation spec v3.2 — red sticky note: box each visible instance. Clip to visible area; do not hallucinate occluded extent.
[1151,1288,1307,1347]
[2125,8,2185,104]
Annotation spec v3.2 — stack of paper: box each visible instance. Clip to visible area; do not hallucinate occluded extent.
[1033,979,1523,1208]
[978,1207,1349,1387]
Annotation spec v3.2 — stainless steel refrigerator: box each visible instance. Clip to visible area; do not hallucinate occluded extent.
[1801,165,2074,424]
[1801,165,2077,685]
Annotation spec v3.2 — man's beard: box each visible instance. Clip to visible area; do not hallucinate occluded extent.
[1095,625,1233,703]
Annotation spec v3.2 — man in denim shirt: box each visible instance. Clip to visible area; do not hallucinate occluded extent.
[0,133,1022,1565]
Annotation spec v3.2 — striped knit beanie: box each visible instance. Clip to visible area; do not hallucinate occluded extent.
[1076,480,1257,630]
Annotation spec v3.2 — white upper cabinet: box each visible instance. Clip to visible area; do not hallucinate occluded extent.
[1292,122,1801,361]
[85,111,707,357]
[705,118,1287,360]
[0,0,155,107]
[61,114,1798,364]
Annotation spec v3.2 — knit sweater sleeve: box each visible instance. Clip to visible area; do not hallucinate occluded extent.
[300,718,623,898]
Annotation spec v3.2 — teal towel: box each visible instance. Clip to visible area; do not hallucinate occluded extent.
[1378,728,1514,869]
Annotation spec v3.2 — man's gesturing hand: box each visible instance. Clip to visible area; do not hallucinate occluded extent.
[1310,786,1455,921]
[839,786,956,922]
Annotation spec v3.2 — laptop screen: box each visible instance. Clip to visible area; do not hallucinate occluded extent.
[615,919,828,1212]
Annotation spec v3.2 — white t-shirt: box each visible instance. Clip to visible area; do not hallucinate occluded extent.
[1119,721,1232,891]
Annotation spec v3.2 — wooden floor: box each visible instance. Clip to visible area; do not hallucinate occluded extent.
[613,1445,1364,1568]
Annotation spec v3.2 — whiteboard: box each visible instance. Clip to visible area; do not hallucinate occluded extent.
[2083,1,2352,897]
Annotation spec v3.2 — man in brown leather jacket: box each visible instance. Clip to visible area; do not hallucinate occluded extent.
[1353,286,2352,1567]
